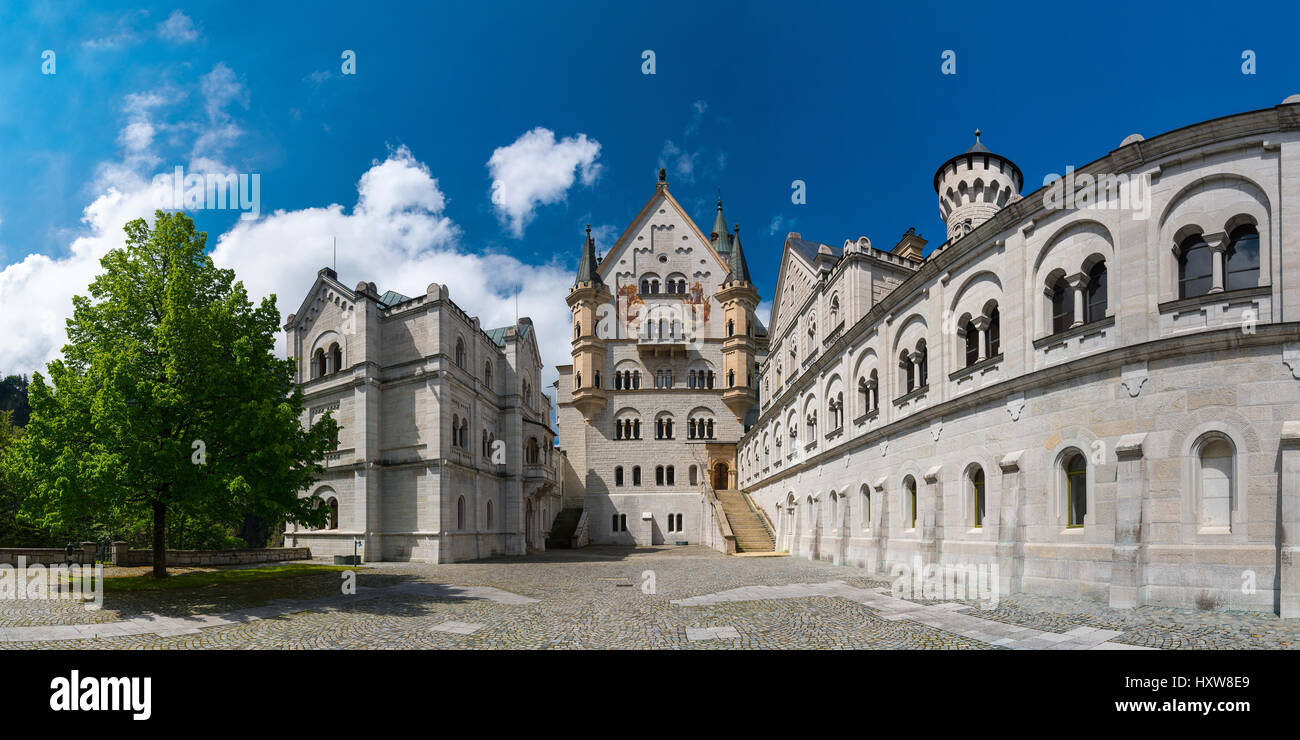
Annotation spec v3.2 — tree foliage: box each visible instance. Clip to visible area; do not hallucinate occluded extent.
[4,211,337,576]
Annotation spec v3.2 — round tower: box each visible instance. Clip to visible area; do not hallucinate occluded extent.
[933,130,1023,242]
[566,224,611,422]
[716,224,759,424]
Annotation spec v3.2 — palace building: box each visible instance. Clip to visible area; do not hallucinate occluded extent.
[282,269,560,562]
[737,99,1300,616]
[555,170,773,550]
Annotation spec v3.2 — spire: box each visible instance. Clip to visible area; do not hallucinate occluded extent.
[709,189,732,255]
[573,223,603,287]
[725,223,752,284]
[967,128,989,154]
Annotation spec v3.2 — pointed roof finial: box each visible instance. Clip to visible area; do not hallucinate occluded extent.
[710,188,730,253]
[573,222,603,288]
[725,222,751,284]
[967,128,989,154]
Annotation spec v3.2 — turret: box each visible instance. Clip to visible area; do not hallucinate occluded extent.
[933,129,1023,242]
[566,224,611,422]
[708,191,733,257]
[716,224,759,422]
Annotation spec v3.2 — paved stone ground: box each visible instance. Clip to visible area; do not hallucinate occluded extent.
[1,545,1297,649]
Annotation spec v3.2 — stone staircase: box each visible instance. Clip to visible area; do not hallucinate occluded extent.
[546,507,583,549]
[714,489,776,553]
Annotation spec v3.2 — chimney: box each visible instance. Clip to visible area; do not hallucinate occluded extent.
[891,228,927,262]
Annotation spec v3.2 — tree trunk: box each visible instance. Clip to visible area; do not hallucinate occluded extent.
[152,500,168,578]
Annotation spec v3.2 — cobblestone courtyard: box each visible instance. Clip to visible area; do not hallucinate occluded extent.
[2,546,1298,649]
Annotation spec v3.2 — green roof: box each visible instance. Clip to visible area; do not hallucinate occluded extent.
[378,290,412,307]
[485,323,532,347]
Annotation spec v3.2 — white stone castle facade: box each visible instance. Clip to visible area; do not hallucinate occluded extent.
[282,269,559,563]
[739,99,1300,616]
[556,172,767,547]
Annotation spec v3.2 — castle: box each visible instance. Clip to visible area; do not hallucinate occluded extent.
[281,270,559,563]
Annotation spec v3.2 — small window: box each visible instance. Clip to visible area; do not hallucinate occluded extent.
[1065,453,1086,527]
[1225,225,1260,292]
[486,500,493,529]
[986,306,1000,357]
[1178,235,1213,299]
[457,496,466,530]
[970,467,986,528]
[455,337,466,368]
[1199,437,1234,530]
[905,477,917,530]
[1086,262,1107,322]
[615,465,624,486]
[632,466,641,486]
[1050,274,1072,332]
[620,513,628,531]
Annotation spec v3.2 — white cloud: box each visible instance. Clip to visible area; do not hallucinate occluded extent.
[157,10,199,43]
[487,128,602,238]
[658,140,697,182]
[0,70,577,405]
[756,301,772,329]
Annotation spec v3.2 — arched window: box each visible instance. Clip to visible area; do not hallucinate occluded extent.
[594,371,601,389]
[727,369,735,387]
[457,496,466,530]
[1050,274,1073,332]
[526,437,540,464]
[666,465,675,485]
[1225,225,1260,292]
[905,476,917,529]
[313,348,327,379]
[963,318,979,367]
[970,466,986,527]
[1178,234,1213,298]
[986,306,1000,357]
[574,321,581,339]
[330,343,342,374]
[484,361,493,390]
[486,500,493,529]
[455,337,466,368]
[451,414,460,447]
[615,466,624,486]
[1065,452,1087,527]
[901,352,915,393]
[861,484,871,526]
[575,372,582,389]
[632,466,642,486]
[655,465,665,485]
[327,498,338,530]
[917,344,928,388]
[482,430,489,457]
[689,465,698,486]
[1198,436,1234,530]
[1086,261,1107,322]
[727,319,735,337]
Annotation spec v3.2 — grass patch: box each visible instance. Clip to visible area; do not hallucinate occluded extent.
[85,563,359,592]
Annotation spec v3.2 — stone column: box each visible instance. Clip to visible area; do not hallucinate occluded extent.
[996,451,1025,598]
[1279,422,1300,617]
[1205,231,1228,294]
[970,315,991,362]
[909,350,923,390]
[922,466,943,568]
[110,541,128,566]
[1110,433,1147,608]
[1066,272,1089,328]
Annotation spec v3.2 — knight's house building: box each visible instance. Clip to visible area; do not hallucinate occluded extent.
[282,269,559,562]
[739,99,1300,616]
[556,171,772,550]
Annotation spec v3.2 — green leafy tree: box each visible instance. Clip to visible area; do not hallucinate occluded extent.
[6,211,338,577]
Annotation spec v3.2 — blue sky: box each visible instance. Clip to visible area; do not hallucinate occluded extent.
[1,0,1296,386]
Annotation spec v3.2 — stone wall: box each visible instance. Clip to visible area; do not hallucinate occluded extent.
[0,543,96,566]
[110,543,311,567]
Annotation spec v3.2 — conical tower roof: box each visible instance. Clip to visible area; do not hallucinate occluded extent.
[709,191,732,256]
[573,224,603,287]
[725,224,752,285]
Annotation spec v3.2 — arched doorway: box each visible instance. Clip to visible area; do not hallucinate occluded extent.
[712,462,729,490]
